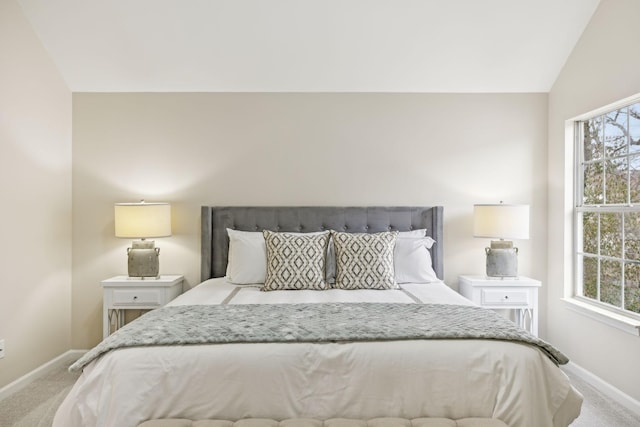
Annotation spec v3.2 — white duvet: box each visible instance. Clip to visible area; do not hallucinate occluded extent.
[54,278,582,427]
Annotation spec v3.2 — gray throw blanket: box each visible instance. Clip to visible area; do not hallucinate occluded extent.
[72,303,568,371]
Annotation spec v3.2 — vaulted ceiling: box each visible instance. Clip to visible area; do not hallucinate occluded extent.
[18,0,600,92]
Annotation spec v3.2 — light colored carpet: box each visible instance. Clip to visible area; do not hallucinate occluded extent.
[563,368,640,426]
[1,358,639,426]
[0,358,80,427]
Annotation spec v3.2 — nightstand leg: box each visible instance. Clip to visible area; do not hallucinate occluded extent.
[519,309,535,335]
[103,309,109,340]
[106,309,124,337]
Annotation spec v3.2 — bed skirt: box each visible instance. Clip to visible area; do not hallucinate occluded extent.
[138,418,508,427]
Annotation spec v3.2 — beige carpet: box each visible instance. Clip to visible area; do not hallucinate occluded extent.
[0,358,80,427]
[563,369,640,427]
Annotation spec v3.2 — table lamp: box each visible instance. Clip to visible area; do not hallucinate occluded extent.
[473,203,529,278]
[114,201,171,279]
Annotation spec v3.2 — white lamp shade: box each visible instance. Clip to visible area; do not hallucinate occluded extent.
[473,204,529,240]
[114,202,171,238]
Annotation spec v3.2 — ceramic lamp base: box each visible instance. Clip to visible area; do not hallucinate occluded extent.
[127,240,160,278]
[485,240,518,278]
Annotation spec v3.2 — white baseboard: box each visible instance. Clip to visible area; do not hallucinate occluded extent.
[563,361,640,417]
[0,349,87,401]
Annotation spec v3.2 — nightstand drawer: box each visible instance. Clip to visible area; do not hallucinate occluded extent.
[481,289,529,306]
[112,289,162,306]
[102,275,184,339]
[458,275,540,336]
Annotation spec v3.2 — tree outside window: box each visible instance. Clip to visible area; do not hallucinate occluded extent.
[577,102,640,316]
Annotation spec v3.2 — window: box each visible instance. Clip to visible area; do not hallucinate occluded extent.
[575,101,640,318]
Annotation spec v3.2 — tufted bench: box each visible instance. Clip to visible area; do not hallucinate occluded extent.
[138,418,508,427]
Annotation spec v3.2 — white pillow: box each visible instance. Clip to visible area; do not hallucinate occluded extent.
[226,229,267,284]
[398,229,427,238]
[394,236,438,283]
[226,229,329,285]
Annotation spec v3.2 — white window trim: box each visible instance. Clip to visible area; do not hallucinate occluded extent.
[562,297,640,336]
[566,92,640,335]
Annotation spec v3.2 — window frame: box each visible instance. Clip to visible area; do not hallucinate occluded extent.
[573,99,640,323]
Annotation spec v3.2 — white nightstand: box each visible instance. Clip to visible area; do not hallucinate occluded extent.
[101,275,184,339]
[458,275,541,336]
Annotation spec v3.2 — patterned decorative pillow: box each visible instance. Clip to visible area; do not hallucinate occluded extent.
[331,230,399,290]
[262,230,330,291]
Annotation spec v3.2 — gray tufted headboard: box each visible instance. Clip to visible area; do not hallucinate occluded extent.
[201,206,444,282]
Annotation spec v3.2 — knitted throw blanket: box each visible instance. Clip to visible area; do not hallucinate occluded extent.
[72,303,568,371]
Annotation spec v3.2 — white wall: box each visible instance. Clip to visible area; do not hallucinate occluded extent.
[548,0,640,401]
[0,0,72,388]
[72,92,548,347]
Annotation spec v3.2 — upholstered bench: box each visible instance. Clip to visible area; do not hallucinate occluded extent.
[138,418,508,427]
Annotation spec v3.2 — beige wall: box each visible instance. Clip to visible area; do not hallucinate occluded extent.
[72,92,548,347]
[548,0,640,401]
[6,0,640,404]
[0,0,72,388]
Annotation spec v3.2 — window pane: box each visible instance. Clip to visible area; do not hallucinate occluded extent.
[600,259,622,307]
[577,100,640,318]
[630,103,640,154]
[584,117,603,161]
[582,212,598,254]
[600,212,622,257]
[630,155,640,204]
[605,157,628,204]
[604,108,628,158]
[624,263,640,314]
[582,256,598,299]
[625,212,640,261]
[583,162,604,205]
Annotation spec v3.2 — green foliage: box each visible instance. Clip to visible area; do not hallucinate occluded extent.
[580,103,640,314]
[624,264,640,313]
[600,259,622,306]
[582,256,597,300]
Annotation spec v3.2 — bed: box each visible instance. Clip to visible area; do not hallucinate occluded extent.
[53,206,582,427]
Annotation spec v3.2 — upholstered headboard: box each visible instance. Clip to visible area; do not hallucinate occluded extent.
[201,206,444,282]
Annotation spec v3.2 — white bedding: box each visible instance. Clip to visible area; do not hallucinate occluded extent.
[166,279,474,306]
[54,278,582,427]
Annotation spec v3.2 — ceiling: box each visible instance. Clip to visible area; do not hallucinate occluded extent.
[18,0,601,93]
